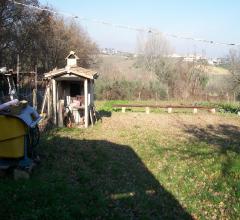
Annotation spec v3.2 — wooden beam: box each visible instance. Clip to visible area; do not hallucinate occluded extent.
[112,104,215,109]
[84,79,89,128]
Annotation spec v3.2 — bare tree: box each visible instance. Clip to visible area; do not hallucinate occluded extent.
[229,49,240,91]
[138,33,208,99]
[137,33,172,71]
[0,0,98,73]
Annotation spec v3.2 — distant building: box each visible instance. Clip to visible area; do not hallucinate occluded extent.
[183,54,203,62]
[100,48,119,55]
[168,53,183,59]
[207,58,222,66]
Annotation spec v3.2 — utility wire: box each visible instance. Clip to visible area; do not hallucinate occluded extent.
[10,0,240,47]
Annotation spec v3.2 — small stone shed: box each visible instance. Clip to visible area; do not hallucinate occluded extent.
[44,51,99,128]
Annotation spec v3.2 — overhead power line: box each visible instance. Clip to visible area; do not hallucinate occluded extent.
[10,0,240,47]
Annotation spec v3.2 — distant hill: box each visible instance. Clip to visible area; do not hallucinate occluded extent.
[96,54,155,81]
[205,66,231,75]
[96,54,231,81]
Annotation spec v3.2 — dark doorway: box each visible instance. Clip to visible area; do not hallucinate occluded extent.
[70,82,83,97]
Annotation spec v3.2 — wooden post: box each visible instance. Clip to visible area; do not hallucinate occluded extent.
[122,107,126,113]
[145,107,150,114]
[89,80,94,127]
[34,65,38,109]
[52,79,57,125]
[35,65,38,89]
[84,79,89,128]
[193,108,198,114]
[210,108,216,114]
[58,100,64,127]
[32,89,37,110]
[56,81,59,113]
[167,107,172,113]
[16,54,20,93]
[40,86,48,115]
[89,80,94,105]
[47,85,51,118]
[89,107,94,127]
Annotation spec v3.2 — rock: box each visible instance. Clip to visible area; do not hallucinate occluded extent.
[13,169,30,180]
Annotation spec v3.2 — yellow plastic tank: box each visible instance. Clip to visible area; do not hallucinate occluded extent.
[0,115,27,158]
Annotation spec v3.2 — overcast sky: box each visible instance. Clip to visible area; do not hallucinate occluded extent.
[39,0,240,58]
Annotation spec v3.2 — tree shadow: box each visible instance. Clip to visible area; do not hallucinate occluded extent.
[182,123,240,178]
[170,115,240,156]
[36,135,193,219]
[183,123,240,154]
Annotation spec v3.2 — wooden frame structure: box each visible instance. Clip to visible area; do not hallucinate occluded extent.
[43,51,98,128]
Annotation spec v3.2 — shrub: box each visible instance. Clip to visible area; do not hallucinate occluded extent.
[217,103,240,113]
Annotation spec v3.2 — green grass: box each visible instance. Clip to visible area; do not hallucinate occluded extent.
[0,110,239,219]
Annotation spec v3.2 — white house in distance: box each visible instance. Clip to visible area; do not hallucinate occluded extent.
[44,51,99,128]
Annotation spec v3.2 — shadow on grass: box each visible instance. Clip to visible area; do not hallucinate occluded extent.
[0,135,193,219]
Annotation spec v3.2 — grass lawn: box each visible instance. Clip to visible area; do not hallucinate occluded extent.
[0,109,239,219]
